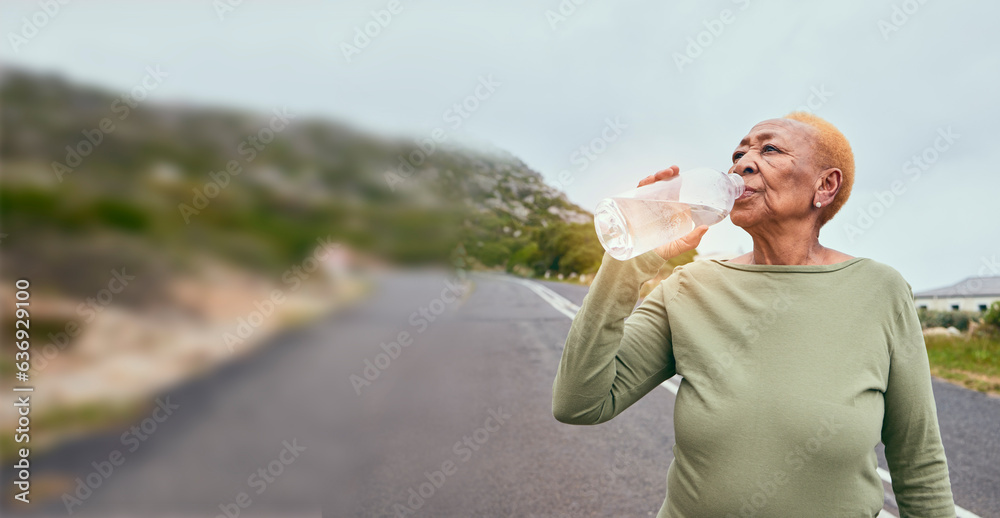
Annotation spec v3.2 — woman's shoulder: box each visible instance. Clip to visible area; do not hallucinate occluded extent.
[847,256,914,294]
[822,248,910,289]
[826,248,856,264]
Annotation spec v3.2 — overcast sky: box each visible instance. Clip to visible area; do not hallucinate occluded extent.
[2,0,997,292]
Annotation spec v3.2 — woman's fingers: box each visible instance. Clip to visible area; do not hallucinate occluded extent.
[655,225,709,260]
[654,165,681,182]
[637,165,680,187]
[635,165,703,260]
[677,224,709,252]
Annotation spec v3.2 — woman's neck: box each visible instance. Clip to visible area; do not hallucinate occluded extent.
[745,226,828,266]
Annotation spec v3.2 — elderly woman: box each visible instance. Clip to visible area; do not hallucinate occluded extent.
[552,113,955,517]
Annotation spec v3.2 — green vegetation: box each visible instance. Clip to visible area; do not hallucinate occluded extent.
[480,221,606,277]
[918,302,1000,395]
[0,68,608,299]
[0,400,144,458]
[982,301,1000,336]
[925,334,1000,395]
[917,308,982,332]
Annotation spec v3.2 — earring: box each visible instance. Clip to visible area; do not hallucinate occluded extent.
[814,201,822,208]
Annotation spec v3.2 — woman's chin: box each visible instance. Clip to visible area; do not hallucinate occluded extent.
[729,208,758,229]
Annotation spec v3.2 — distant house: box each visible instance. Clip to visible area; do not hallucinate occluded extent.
[913,277,1000,312]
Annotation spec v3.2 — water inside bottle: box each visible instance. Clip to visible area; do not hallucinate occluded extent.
[595,199,728,260]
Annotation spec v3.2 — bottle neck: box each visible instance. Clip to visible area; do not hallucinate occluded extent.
[727,173,745,199]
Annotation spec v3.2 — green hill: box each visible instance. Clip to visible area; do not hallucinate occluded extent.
[0,67,606,299]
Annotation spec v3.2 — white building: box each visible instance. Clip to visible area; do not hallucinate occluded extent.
[914,276,1000,312]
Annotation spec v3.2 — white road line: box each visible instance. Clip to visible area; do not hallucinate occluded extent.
[507,275,983,518]
[957,506,983,518]
[492,275,580,319]
[496,275,683,397]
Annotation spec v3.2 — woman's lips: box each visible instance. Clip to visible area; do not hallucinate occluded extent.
[736,188,756,201]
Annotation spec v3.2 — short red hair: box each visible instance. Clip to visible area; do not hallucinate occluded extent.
[783,112,855,226]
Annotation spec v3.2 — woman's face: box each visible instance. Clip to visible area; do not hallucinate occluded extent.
[728,119,822,230]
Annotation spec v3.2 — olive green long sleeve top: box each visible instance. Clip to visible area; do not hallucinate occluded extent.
[552,249,955,517]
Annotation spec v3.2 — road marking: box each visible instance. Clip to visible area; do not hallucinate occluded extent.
[957,506,982,518]
[496,275,683,396]
[490,275,580,319]
[660,378,680,395]
[505,275,983,518]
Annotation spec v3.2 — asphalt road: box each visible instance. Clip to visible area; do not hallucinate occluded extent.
[3,270,998,517]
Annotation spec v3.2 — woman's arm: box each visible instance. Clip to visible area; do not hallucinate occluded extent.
[881,292,956,517]
[551,249,680,425]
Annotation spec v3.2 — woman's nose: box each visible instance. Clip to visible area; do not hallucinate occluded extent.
[734,157,756,176]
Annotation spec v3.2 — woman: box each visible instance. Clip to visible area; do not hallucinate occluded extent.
[552,113,956,517]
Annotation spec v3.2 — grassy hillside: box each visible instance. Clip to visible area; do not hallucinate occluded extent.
[0,68,607,299]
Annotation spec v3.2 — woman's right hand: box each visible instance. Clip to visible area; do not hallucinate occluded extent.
[637,165,710,262]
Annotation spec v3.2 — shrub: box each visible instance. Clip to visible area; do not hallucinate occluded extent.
[508,242,541,273]
[918,308,980,332]
[980,301,1000,337]
[476,242,510,268]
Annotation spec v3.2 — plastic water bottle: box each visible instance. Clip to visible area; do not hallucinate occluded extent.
[594,168,745,260]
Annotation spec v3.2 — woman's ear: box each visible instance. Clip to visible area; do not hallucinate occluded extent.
[815,168,841,206]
